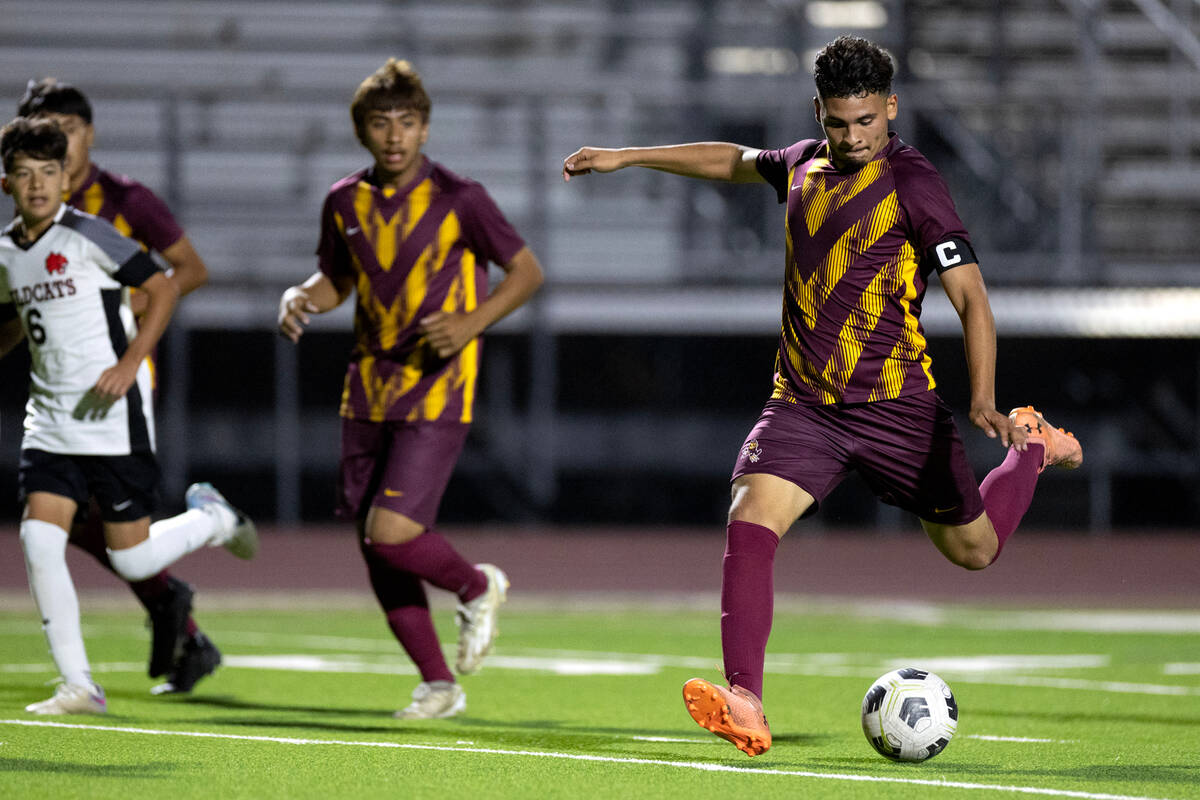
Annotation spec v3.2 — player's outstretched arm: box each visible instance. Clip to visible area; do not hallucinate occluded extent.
[94,270,179,402]
[940,262,1026,450]
[278,271,352,344]
[419,246,544,358]
[563,143,765,183]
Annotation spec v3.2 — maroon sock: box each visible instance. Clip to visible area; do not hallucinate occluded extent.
[128,572,172,605]
[361,541,454,683]
[721,520,779,701]
[979,443,1044,563]
[365,531,486,601]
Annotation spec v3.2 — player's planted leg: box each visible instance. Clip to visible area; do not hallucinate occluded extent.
[25,681,107,715]
[394,681,466,719]
[20,517,106,715]
[682,678,772,756]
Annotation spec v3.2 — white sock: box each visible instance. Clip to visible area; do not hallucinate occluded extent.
[20,519,93,688]
[107,508,224,581]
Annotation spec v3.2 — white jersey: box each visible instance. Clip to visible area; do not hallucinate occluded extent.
[0,204,161,456]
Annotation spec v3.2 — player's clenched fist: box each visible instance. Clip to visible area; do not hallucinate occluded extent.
[562,147,624,181]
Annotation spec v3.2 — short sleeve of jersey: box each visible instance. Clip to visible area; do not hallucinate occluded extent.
[756,140,823,204]
[457,183,526,267]
[118,182,185,253]
[316,193,354,282]
[891,152,975,267]
[60,209,162,286]
[112,250,161,287]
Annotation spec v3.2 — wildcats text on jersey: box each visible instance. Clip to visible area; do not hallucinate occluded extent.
[0,204,161,456]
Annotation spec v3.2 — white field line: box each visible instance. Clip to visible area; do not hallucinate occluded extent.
[5,606,1200,639]
[4,649,1199,696]
[0,719,1179,800]
[966,735,1075,744]
[1163,663,1200,675]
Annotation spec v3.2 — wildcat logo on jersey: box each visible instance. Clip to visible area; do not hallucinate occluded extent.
[45,252,68,275]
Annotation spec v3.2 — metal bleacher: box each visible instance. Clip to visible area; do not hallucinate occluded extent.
[0,1,1197,530]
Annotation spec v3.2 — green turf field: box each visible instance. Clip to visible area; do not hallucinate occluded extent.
[2,596,1199,799]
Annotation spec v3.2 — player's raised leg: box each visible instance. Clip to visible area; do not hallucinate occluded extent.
[925,406,1082,567]
[104,482,256,583]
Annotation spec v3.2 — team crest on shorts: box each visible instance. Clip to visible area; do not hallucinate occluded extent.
[741,438,762,463]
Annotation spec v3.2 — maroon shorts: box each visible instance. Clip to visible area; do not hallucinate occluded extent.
[732,391,985,526]
[337,418,470,527]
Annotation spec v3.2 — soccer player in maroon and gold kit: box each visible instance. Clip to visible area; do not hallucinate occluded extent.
[278,59,544,719]
[564,35,1082,756]
[19,79,219,694]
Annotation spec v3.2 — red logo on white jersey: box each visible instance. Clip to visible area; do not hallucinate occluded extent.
[45,252,68,275]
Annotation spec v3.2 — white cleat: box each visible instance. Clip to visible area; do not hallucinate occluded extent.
[393,681,466,719]
[26,682,107,715]
[455,564,508,675]
[186,482,258,559]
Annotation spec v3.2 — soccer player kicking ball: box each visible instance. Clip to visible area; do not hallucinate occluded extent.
[563,35,1081,756]
[277,59,544,719]
[0,118,257,715]
[19,78,220,695]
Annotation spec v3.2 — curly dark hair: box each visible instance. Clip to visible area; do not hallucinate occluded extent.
[813,35,895,99]
[1,116,68,172]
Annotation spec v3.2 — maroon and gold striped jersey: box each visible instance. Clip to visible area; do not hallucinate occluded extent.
[317,158,525,424]
[756,133,974,406]
[66,164,184,255]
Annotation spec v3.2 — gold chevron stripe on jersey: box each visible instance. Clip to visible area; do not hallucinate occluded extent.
[356,352,425,422]
[784,190,903,398]
[867,241,935,402]
[408,249,481,424]
[339,178,481,424]
[801,158,888,237]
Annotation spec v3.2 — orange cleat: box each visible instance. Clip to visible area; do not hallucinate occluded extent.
[682,677,771,757]
[1009,406,1083,472]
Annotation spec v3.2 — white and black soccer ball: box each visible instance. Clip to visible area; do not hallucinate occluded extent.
[861,667,958,762]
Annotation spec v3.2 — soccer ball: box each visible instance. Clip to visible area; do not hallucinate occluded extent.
[861,668,958,762]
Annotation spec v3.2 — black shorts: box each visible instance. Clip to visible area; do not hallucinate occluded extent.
[19,448,160,522]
